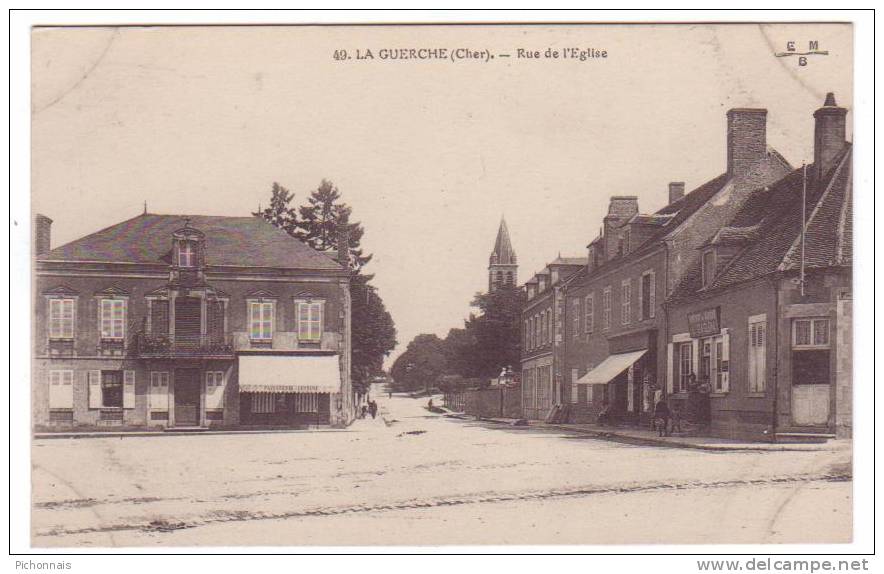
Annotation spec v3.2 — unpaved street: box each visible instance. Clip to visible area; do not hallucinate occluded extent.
[31,393,851,547]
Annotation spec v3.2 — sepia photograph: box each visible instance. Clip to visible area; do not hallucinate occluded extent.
[9,9,875,564]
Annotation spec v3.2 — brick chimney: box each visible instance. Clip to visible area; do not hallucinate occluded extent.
[34,214,52,257]
[726,108,768,178]
[668,182,685,204]
[336,225,351,268]
[813,92,848,181]
[603,196,638,260]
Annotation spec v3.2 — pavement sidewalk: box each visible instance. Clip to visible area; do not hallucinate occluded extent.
[445,413,848,452]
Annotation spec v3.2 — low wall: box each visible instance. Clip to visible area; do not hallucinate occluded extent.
[461,385,522,418]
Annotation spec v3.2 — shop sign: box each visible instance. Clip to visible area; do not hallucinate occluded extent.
[688,307,721,338]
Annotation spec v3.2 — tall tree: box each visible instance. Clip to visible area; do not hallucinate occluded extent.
[350,273,397,390]
[390,334,447,393]
[463,285,526,379]
[252,182,299,236]
[258,179,397,390]
[297,179,372,271]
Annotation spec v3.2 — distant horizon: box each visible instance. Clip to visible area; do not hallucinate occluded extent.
[31,24,853,366]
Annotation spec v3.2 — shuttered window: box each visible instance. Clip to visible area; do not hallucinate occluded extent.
[205,371,226,410]
[149,372,170,410]
[584,294,594,333]
[48,299,75,339]
[748,316,767,393]
[621,279,632,325]
[48,370,74,409]
[602,287,612,330]
[572,299,581,338]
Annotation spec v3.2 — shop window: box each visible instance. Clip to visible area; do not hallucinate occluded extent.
[677,342,693,392]
[700,334,730,393]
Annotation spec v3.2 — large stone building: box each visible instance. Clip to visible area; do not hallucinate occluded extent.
[666,94,852,440]
[520,256,586,420]
[33,212,355,430]
[559,106,792,425]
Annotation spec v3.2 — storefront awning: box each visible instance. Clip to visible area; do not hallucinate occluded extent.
[576,350,647,386]
[238,355,341,394]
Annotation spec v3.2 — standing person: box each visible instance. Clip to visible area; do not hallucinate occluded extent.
[369,400,378,419]
[653,397,671,437]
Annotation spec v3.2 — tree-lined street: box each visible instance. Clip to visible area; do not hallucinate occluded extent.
[32,390,851,547]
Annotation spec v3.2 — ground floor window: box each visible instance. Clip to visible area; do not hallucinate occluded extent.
[48,370,74,409]
[149,371,170,410]
[700,333,729,393]
[101,370,123,408]
[251,393,281,413]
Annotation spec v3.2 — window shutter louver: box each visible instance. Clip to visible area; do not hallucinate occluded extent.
[123,370,136,409]
[637,278,643,321]
[666,343,674,394]
[721,329,730,392]
[88,370,102,409]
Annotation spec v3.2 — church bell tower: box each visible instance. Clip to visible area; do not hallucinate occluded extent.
[488,217,517,292]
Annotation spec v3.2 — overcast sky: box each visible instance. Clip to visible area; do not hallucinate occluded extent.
[31,24,852,365]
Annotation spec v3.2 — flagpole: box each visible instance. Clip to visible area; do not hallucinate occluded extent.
[800,163,807,296]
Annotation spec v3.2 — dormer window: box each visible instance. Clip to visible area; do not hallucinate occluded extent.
[178,242,195,267]
[702,249,716,288]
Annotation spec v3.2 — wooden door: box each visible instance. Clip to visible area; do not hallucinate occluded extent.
[174,368,201,426]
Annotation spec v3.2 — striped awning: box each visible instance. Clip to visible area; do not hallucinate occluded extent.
[238,355,341,394]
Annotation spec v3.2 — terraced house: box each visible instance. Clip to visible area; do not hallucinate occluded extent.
[33,212,355,430]
[666,94,852,441]
[559,105,793,425]
[520,256,587,420]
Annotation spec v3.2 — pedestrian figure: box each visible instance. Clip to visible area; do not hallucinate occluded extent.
[369,400,378,419]
[427,398,434,410]
[653,397,671,437]
[670,402,683,434]
[597,401,612,426]
[360,404,368,419]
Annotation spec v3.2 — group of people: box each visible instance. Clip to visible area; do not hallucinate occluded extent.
[359,399,378,420]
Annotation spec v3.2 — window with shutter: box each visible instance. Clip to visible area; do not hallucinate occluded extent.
[748,316,767,393]
[48,370,74,409]
[123,370,136,409]
[584,294,594,333]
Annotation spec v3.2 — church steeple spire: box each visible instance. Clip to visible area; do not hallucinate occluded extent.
[488,217,518,292]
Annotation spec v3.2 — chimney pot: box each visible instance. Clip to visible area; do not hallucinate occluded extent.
[813,92,847,180]
[336,225,351,268]
[668,182,685,204]
[726,108,768,178]
[34,214,53,257]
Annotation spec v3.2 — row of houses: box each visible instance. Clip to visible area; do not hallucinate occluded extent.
[519,93,852,441]
[33,213,357,430]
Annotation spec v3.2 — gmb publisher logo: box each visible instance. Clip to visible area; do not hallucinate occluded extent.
[775,40,829,66]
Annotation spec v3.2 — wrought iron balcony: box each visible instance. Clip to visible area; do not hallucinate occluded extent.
[134,332,234,358]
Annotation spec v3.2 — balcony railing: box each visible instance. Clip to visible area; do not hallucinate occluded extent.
[134,332,234,358]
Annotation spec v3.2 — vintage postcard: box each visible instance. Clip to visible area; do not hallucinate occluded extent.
[24,19,860,553]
